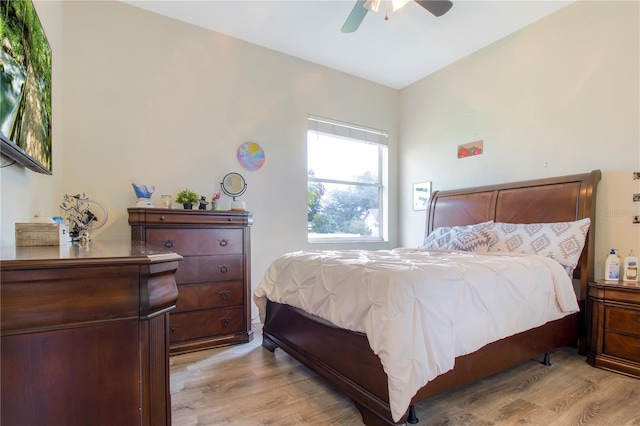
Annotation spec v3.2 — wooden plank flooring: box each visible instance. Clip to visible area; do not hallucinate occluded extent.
[170,325,640,425]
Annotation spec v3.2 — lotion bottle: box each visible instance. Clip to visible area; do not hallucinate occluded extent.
[623,250,639,282]
[605,249,620,281]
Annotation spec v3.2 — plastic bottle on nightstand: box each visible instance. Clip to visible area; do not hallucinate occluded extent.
[622,250,639,282]
[605,249,620,281]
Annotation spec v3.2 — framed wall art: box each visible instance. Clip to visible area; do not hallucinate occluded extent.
[413,181,432,211]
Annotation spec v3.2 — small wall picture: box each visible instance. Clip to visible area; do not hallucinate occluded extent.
[633,171,640,180]
[634,193,640,203]
[413,181,432,211]
[237,141,265,171]
[457,140,483,159]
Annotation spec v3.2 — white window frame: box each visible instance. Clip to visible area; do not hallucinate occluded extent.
[307,115,388,244]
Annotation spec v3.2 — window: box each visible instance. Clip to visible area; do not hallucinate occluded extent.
[307,116,388,243]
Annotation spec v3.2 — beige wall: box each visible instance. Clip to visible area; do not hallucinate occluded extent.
[399,0,640,280]
[1,0,638,309]
[0,1,399,322]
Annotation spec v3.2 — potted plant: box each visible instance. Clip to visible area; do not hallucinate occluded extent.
[175,188,199,209]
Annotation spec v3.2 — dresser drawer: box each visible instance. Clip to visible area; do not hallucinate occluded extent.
[175,255,243,284]
[605,306,640,336]
[132,210,250,226]
[146,228,243,256]
[169,307,244,343]
[174,281,244,313]
[603,332,640,363]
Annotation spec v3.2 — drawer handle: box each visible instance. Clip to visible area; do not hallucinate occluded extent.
[219,290,231,300]
[163,239,175,248]
[219,239,228,247]
[220,317,231,328]
[169,325,177,334]
[219,265,230,273]
[160,215,165,221]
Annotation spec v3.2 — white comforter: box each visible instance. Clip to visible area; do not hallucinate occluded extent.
[253,248,579,422]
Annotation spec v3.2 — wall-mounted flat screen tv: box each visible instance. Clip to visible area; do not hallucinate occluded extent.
[0,0,52,174]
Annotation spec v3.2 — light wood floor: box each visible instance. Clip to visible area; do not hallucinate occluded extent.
[170,325,640,425]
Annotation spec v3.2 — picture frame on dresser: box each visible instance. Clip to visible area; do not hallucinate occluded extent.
[128,208,253,355]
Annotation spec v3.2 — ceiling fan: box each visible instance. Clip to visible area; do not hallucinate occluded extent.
[341,0,453,33]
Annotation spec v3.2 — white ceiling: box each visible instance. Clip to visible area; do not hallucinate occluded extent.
[120,0,573,89]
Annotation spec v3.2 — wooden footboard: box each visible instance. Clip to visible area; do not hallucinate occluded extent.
[263,301,391,425]
[263,301,580,426]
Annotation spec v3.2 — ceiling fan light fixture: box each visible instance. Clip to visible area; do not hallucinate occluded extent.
[343,0,452,33]
[391,0,412,11]
[364,0,411,13]
[363,0,381,13]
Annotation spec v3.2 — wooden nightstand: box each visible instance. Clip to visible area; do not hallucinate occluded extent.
[587,280,640,379]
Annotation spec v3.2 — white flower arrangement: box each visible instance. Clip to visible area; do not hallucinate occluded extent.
[59,193,107,240]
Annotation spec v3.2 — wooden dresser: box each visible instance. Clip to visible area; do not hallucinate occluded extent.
[587,280,640,379]
[0,240,181,426]
[128,208,253,355]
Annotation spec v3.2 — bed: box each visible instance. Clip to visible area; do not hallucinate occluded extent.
[254,170,601,426]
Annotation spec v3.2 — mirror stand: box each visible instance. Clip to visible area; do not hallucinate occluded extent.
[220,173,247,211]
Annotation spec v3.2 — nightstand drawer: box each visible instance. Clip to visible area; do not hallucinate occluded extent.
[169,307,244,343]
[603,332,640,363]
[174,281,244,313]
[146,228,243,255]
[605,306,640,336]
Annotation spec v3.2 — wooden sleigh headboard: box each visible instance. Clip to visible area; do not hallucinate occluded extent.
[426,170,601,302]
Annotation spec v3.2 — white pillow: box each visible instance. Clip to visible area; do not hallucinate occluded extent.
[420,221,494,251]
[487,218,591,270]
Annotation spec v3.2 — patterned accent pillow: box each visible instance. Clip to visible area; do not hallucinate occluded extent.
[447,229,497,253]
[487,218,591,270]
[420,221,494,251]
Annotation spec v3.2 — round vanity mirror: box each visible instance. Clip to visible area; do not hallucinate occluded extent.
[220,173,247,210]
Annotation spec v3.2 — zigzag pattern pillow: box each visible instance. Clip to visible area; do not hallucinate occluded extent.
[447,229,497,253]
[420,221,494,252]
[487,218,591,270]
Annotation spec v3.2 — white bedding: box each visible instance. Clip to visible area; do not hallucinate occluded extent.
[253,248,579,422]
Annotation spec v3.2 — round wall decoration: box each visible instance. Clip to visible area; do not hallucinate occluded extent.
[237,141,265,171]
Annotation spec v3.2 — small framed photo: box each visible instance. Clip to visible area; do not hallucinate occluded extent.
[413,181,432,211]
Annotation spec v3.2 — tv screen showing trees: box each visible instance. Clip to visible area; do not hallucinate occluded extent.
[1,0,52,174]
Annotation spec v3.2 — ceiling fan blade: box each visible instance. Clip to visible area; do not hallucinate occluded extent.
[414,0,453,17]
[341,0,369,33]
